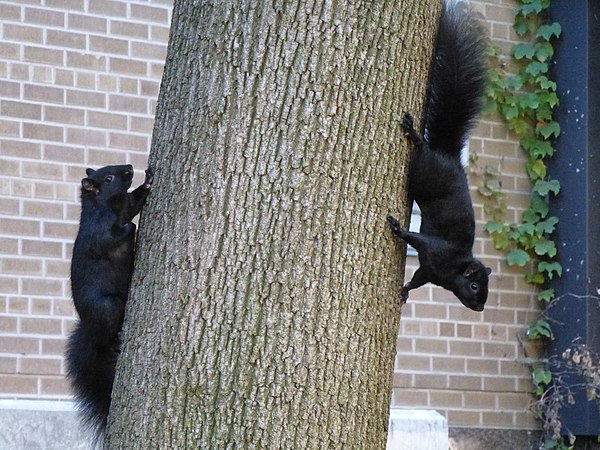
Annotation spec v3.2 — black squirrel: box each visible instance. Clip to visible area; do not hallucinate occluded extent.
[387,2,492,312]
[65,164,153,440]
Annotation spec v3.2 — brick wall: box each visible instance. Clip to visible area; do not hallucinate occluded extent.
[0,0,172,400]
[0,0,541,433]
[391,0,542,432]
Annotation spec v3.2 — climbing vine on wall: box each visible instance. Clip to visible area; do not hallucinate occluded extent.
[481,0,566,447]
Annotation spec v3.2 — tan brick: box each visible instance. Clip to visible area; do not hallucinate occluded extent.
[22,239,63,257]
[43,221,78,240]
[45,29,86,50]
[0,3,21,20]
[31,298,53,315]
[131,41,167,61]
[429,391,463,408]
[40,376,70,395]
[483,376,517,392]
[24,85,63,107]
[32,66,53,83]
[55,69,75,87]
[41,338,67,355]
[0,218,40,237]
[140,80,160,98]
[65,89,106,109]
[68,12,107,32]
[466,358,499,374]
[449,375,483,390]
[464,391,497,409]
[2,257,43,275]
[43,144,85,164]
[25,6,65,26]
[109,57,148,77]
[44,105,85,125]
[0,375,38,394]
[56,301,76,318]
[415,338,448,355]
[391,388,428,407]
[447,410,481,427]
[20,317,63,335]
[0,336,39,354]
[66,128,107,147]
[110,20,149,39]
[22,161,64,181]
[131,3,169,23]
[21,278,63,297]
[0,198,19,215]
[89,0,127,17]
[0,315,18,333]
[109,132,148,151]
[20,356,62,375]
[0,237,19,254]
[0,119,20,137]
[45,260,70,278]
[1,100,42,120]
[413,374,448,389]
[482,411,515,427]
[0,356,18,373]
[4,24,44,44]
[23,122,64,142]
[0,43,20,63]
[433,356,465,373]
[24,46,64,66]
[449,340,483,357]
[66,52,107,72]
[0,277,19,295]
[88,111,128,130]
[413,303,448,319]
[46,0,84,10]
[395,354,430,372]
[89,35,129,55]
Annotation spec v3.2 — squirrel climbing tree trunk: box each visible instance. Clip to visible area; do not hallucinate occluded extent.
[106,1,440,448]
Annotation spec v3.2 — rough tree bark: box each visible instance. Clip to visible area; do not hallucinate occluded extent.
[107,0,440,448]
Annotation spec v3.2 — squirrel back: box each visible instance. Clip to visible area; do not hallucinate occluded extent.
[424,1,488,159]
[66,164,153,441]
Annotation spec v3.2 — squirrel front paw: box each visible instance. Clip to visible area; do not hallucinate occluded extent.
[144,167,154,188]
[401,112,414,134]
[386,214,406,237]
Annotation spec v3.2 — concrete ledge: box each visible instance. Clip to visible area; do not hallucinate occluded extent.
[0,400,93,450]
[387,409,448,450]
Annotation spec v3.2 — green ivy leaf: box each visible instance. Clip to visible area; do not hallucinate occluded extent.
[514,43,536,59]
[527,319,553,339]
[530,194,550,218]
[520,1,544,16]
[513,15,530,36]
[527,158,547,180]
[532,366,552,393]
[537,22,562,41]
[533,239,556,257]
[525,61,549,76]
[537,121,561,139]
[536,76,557,91]
[536,216,559,234]
[533,179,561,196]
[537,288,555,302]
[521,138,555,158]
[539,261,562,279]
[535,42,554,61]
[525,271,545,285]
[507,249,530,266]
[519,93,540,110]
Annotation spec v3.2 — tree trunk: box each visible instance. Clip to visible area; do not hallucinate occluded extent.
[106,0,440,448]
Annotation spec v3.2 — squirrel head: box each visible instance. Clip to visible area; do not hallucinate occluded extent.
[81,165,134,201]
[452,260,492,312]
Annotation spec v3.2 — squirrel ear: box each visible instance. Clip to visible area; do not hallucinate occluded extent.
[485,267,492,275]
[81,178,99,194]
[85,168,95,176]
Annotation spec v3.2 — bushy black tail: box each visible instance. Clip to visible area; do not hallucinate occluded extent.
[424,1,488,158]
[66,323,117,442]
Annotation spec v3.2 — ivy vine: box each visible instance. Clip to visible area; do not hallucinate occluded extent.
[479,0,566,447]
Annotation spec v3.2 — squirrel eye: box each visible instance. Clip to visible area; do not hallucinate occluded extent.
[105,175,114,183]
[470,282,480,293]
